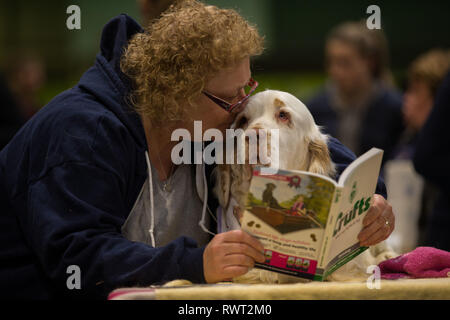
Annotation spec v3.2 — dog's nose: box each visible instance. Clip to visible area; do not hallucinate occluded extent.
[245,126,272,156]
[246,126,261,143]
[243,125,272,166]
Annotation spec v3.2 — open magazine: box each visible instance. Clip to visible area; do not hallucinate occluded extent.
[241,148,384,281]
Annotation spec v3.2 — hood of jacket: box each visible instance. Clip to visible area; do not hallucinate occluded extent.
[78,14,147,150]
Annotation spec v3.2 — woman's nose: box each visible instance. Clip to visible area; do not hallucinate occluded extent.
[231,99,250,115]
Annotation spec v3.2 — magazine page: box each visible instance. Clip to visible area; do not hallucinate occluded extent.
[241,167,336,280]
[323,148,383,278]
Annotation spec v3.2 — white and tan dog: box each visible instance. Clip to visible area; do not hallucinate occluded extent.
[215,90,336,212]
[213,90,396,283]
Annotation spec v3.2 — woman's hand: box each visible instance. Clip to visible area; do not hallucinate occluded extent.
[358,194,395,247]
[203,230,265,283]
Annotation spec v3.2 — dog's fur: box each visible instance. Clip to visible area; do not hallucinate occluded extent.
[213,90,397,283]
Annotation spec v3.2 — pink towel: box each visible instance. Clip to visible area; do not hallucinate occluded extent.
[379,247,450,280]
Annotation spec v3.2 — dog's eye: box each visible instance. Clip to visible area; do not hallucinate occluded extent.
[278,111,290,122]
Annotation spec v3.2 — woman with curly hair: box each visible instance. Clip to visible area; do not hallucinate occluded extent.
[0,0,267,300]
[0,0,394,299]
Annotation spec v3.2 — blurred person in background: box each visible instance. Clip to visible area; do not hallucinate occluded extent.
[395,49,450,160]
[307,21,404,163]
[0,54,46,149]
[384,49,450,253]
[413,65,450,251]
[402,49,450,145]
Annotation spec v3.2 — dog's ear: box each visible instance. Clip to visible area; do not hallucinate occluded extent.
[306,136,336,178]
[212,164,231,209]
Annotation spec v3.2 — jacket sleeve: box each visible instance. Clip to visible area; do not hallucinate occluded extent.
[22,113,205,299]
[328,136,387,198]
[27,162,205,299]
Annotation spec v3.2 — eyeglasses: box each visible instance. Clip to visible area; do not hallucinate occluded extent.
[202,78,258,113]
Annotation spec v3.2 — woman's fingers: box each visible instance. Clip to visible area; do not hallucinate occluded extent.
[223,253,255,269]
[362,194,384,227]
[203,230,266,283]
[359,215,385,244]
[359,217,392,246]
[222,243,265,264]
[359,213,394,247]
[222,230,265,253]
[358,194,395,246]
[222,265,251,279]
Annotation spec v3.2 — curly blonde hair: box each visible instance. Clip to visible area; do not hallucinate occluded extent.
[121,0,264,125]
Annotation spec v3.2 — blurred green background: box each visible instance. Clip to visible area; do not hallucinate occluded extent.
[1,0,449,107]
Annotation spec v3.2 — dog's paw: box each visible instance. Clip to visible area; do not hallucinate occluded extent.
[374,250,399,265]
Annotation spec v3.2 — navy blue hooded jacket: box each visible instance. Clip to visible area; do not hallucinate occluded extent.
[0,15,386,300]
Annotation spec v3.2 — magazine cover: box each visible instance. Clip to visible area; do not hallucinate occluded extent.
[241,169,336,280]
[241,148,384,280]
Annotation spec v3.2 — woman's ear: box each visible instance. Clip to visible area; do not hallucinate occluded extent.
[212,164,231,209]
[306,135,336,178]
